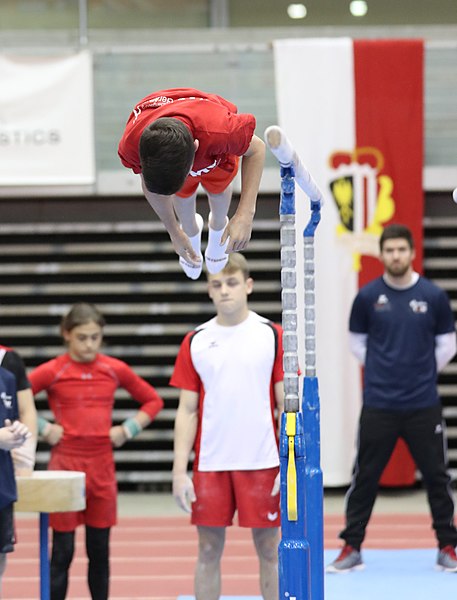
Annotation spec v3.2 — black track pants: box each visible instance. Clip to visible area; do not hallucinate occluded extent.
[340,404,457,550]
[50,526,110,600]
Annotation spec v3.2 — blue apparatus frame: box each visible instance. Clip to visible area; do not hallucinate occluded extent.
[265,126,323,600]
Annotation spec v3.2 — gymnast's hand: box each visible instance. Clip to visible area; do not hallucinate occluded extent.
[271,472,280,496]
[169,228,201,266]
[110,424,128,448]
[221,213,253,253]
[173,472,196,513]
[42,422,64,446]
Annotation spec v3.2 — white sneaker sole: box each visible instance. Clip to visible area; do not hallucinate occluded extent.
[435,564,457,572]
[326,563,365,574]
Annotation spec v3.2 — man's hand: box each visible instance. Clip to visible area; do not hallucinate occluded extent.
[271,472,280,496]
[220,213,253,253]
[172,473,196,513]
[0,419,31,451]
[169,229,202,266]
[12,435,36,475]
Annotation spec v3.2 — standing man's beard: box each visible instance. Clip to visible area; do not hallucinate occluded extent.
[385,262,411,278]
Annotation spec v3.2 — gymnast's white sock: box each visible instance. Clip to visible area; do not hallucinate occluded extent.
[204,213,229,274]
[179,213,203,280]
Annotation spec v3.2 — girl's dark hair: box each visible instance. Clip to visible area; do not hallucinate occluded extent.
[60,303,106,333]
[139,117,195,195]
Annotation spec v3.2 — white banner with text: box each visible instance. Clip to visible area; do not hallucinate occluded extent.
[0,51,95,186]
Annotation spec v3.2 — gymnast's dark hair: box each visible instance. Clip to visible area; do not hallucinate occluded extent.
[379,223,415,251]
[60,303,106,333]
[139,117,195,195]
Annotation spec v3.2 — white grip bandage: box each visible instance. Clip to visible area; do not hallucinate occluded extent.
[12,435,36,472]
[264,125,324,204]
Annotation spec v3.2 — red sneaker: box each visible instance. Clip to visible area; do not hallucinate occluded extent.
[326,544,364,573]
[437,545,457,572]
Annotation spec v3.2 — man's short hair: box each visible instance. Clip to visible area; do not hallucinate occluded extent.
[380,223,414,251]
[207,253,250,280]
[139,117,195,195]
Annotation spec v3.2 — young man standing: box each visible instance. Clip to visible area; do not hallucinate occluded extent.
[170,253,283,600]
[327,223,457,573]
[118,88,265,280]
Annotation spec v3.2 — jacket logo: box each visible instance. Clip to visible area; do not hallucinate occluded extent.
[1,391,13,409]
[374,294,390,311]
[409,300,428,314]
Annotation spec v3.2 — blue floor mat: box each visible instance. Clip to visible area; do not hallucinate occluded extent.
[178,549,456,600]
[325,548,456,600]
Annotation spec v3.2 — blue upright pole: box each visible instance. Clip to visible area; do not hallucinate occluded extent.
[279,410,311,600]
[277,165,311,600]
[264,126,324,600]
[303,201,324,600]
[39,512,50,600]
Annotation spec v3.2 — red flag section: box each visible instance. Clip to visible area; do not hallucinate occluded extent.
[354,39,424,284]
[354,39,424,485]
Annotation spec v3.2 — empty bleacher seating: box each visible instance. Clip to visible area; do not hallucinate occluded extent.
[0,196,282,489]
[1,194,456,487]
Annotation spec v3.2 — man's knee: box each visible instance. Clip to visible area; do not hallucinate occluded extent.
[253,529,279,563]
[197,527,225,565]
[199,545,220,566]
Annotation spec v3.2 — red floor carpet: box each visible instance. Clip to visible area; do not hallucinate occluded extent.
[3,513,435,599]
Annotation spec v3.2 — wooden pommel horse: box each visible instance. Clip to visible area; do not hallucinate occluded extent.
[15,471,86,600]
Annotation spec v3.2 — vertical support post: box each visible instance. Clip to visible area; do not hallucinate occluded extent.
[281,167,299,416]
[278,166,311,600]
[39,512,50,600]
[303,202,324,600]
[209,0,229,27]
[279,411,310,600]
[78,0,88,47]
[264,125,324,600]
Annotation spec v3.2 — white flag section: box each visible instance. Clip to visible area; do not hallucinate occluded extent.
[273,38,361,486]
[0,51,95,186]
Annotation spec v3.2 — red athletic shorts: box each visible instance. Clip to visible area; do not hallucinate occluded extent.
[191,467,280,528]
[48,450,117,531]
[176,156,240,198]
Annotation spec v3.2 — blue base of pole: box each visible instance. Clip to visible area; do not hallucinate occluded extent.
[279,412,312,600]
[303,377,324,600]
[39,512,50,600]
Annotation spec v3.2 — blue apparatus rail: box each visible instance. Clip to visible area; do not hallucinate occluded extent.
[264,126,324,600]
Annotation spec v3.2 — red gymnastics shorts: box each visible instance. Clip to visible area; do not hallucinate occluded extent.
[48,450,117,531]
[176,156,240,198]
[191,467,280,528]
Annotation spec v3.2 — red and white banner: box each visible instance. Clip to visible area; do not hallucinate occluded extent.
[273,38,424,485]
[0,51,95,186]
